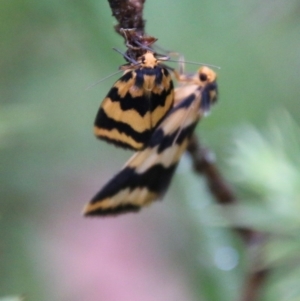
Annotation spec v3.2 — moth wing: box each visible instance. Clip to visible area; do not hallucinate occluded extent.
[94,71,152,150]
[82,166,156,216]
[148,68,174,129]
[83,91,202,217]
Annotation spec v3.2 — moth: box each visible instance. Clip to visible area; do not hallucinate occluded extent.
[94,51,174,150]
[83,66,218,217]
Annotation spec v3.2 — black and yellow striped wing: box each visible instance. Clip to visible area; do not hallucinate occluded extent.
[84,92,201,216]
[84,67,218,216]
[94,66,174,150]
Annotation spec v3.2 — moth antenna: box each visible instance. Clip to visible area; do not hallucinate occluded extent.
[134,40,154,52]
[151,45,220,69]
[134,40,170,60]
[132,41,168,60]
[152,44,181,56]
[155,54,170,61]
[167,59,221,70]
[85,69,125,90]
[112,47,139,65]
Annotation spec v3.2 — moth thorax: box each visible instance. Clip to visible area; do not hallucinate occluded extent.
[143,74,155,92]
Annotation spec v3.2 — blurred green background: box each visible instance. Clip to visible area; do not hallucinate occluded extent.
[1,1,300,301]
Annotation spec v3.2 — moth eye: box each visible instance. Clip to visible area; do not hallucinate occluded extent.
[199,73,208,82]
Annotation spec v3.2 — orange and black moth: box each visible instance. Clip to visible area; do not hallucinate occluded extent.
[84,66,218,216]
[94,51,174,150]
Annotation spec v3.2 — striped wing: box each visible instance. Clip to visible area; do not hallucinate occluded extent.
[84,66,218,216]
[84,91,202,216]
[94,67,174,150]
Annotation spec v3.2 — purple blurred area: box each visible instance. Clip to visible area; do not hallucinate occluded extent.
[30,176,196,301]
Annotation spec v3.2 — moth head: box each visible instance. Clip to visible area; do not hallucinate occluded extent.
[139,51,158,68]
[198,66,217,85]
[198,66,218,108]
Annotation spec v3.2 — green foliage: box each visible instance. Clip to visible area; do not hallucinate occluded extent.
[223,112,300,301]
[1,1,300,301]
[227,111,300,233]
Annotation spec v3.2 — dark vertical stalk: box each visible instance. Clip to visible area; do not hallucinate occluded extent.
[107,0,146,35]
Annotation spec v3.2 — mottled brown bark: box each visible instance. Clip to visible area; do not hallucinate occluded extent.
[107,0,146,35]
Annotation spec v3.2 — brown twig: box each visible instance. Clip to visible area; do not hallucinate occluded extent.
[106,0,158,61]
[187,134,236,205]
[242,268,268,301]
[187,134,268,301]
[107,0,146,35]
